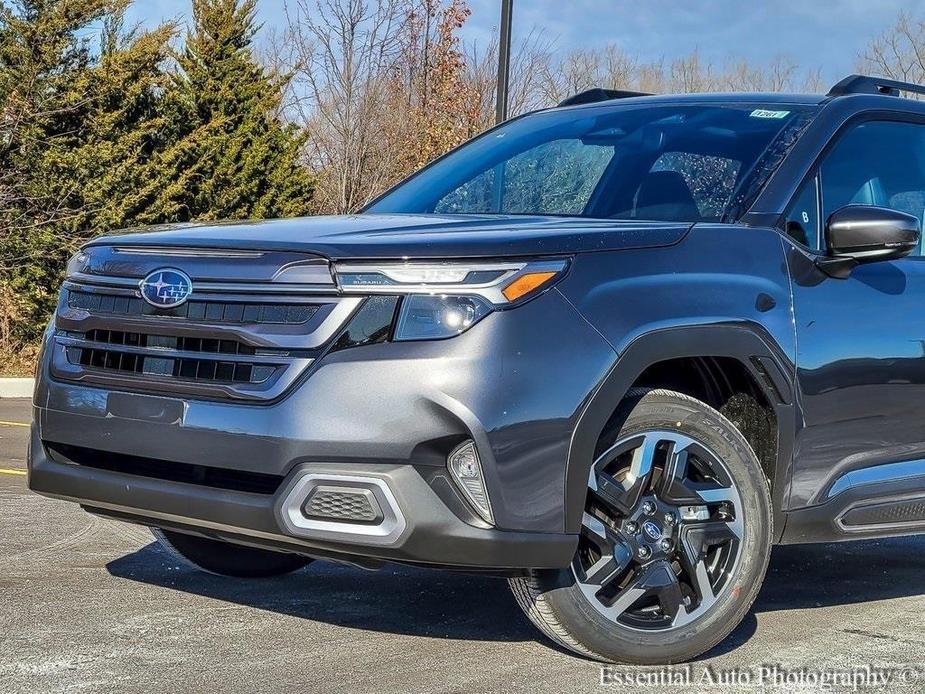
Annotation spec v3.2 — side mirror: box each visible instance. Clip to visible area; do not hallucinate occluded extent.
[816,205,920,278]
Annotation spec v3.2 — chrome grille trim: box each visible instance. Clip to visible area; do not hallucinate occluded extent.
[112,247,267,258]
[59,279,362,351]
[66,273,337,294]
[52,266,362,401]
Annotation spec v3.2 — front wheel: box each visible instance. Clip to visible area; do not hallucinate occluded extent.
[509,388,772,664]
[153,528,312,578]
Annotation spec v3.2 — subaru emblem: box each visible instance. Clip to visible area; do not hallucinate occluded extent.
[139,268,193,308]
[642,520,662,541]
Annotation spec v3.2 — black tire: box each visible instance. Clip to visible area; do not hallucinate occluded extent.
[509,388,773,664]
[153,528,312,578]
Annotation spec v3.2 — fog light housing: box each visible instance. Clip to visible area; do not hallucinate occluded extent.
[447,440,494,525]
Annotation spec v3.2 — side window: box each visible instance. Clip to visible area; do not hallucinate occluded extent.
[434,140,612,215]
[819,120,925,254]
[783,175,819,249]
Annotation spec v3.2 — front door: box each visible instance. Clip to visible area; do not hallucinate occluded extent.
[786,118,925,507]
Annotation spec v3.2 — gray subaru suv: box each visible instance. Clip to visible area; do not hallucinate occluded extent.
[29,75,925,663]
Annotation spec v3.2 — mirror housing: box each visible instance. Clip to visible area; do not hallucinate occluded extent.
[816,205,920,278]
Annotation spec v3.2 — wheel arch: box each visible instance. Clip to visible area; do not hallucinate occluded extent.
[564,324,795,540]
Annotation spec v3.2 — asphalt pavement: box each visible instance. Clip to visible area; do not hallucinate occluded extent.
[1,398,923,693]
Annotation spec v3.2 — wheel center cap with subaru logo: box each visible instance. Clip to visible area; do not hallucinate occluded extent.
[139,269,193,308]
[642,520,662,541]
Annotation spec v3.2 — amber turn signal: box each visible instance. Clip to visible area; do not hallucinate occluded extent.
[501,271,558,302]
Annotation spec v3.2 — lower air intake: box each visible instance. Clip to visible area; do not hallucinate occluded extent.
[302,486,383,524]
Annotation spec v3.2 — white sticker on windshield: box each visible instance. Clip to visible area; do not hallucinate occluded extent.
[750,109,791,119]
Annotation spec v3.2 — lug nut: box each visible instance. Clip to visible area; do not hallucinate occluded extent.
[638,546,651,559]
[659,538,672,552]
[664,512,676,525]
[625,521,639,534]
[642,501,656,515]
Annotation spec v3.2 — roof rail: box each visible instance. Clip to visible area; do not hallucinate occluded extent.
[828,74,925,98]
[557,88,651,107]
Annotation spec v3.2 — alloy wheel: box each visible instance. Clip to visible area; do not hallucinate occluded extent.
[573,430,744,632]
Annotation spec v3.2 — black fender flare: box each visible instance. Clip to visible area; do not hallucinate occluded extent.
[563,323,796,541]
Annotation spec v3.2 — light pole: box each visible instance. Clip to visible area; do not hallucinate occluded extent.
[495,0,514,124]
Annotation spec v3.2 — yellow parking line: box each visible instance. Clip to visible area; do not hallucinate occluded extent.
[0,468,27,476]
[0,420,29,428]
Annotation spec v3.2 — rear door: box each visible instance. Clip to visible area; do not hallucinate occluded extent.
[786,118,925,506]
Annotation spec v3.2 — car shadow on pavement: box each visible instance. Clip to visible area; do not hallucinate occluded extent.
[107,534,925,654]
[107,540,539,643]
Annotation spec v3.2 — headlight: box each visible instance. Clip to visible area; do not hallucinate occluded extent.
[335,258,568,340]
[394,294,492,341]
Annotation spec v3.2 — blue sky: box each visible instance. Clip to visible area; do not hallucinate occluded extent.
[126,0,916,82]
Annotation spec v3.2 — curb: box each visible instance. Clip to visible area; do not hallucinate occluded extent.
[0,378,34,399]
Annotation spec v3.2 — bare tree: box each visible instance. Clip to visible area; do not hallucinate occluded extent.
[800,67,826,94]
[500,44,819,108]
[859,11,925,94]
[539,48,601,104]
[601,45,640,91]
[377,0,481,176]
[634,59,667,94]
[669,50,718,93]
[721,55,798,93]
[282,0,407,213]
[275,0,850,218]
[463,27,553,124]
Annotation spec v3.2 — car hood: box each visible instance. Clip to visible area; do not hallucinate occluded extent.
[88,214,691,259]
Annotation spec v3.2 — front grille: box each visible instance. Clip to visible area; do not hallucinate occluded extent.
[81,329,259,355]
[46,442,284,495]
[51,248,360,400]
[66,343,275,384]
[68,290,319,325]
[63,328,281,384]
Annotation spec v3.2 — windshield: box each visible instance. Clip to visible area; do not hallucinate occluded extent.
[367,103,814,222]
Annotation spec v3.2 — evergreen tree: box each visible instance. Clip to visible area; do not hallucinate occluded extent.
[0,0,177,345]
[0,0,315,353]
[158,0,314,221]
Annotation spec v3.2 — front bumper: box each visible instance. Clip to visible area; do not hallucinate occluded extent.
[29,288,616,570]
[29,425,574,569]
